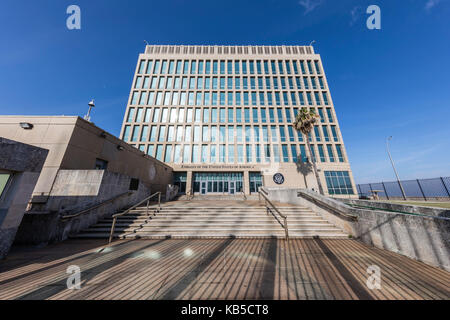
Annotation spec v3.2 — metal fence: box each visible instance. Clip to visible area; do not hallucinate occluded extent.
[357,176,450,201]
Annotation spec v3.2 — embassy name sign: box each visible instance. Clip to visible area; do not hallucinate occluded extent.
[180,164,256,170]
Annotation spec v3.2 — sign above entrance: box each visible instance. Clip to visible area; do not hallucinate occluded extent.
[273,173,285,185]
[180,165,255,170]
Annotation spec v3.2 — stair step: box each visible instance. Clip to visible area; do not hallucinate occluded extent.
[130,207,310,212]
[73,200,348,239]
[93,220,327,227]
[73,232,348,239]
[106,212,317,218]
[80,226,342,233]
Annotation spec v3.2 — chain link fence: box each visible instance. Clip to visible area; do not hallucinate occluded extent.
[357,176,450,201]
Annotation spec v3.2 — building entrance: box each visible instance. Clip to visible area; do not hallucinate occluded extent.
[200,181,207,194]
[193,172,243,195]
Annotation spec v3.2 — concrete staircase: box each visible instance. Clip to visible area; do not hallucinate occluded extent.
[74,200,348,239]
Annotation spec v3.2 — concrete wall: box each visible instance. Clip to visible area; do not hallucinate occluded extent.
[14,170,152,244]
[342,199,450,218]
[264,187,450,271]
[0,138,48,258]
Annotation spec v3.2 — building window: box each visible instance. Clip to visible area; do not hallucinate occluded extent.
[173,145,184,163]
[279,126,286,142]
[246,144,252,162]
[331,126,339,142]
[131,126,140,142]
[192,145,199,163]
[173,172,187,193]
[249,172,263,193]
[228,145,235,162]
[291,145,298,163]
[282,145,289,162]
[95,158,108,170]
[210,145,217,163]
[164,145,173,162]
[336,145,345,162]
[318,145,326,162]
[156,145,163,161]
[201,145,208,163]
[324,171,354,195]
[122,125,131,141]
[140,125,148,142]
[147,145,154,157]
[326,108,334,122]
[255,144,261,163]
[327,145,335,162]
[314,126,321,142]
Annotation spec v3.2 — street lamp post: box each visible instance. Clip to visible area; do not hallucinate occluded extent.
[84,99,95,122]
[386,136,407,200]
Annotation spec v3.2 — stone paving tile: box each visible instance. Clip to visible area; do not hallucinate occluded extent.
[0,239,449,300]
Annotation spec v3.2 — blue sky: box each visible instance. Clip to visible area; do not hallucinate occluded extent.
[1,0,449,184]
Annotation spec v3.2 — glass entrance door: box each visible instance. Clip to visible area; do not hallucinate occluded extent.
[229,181,235,195]
[200,181,207,194]
[193,172,243,195]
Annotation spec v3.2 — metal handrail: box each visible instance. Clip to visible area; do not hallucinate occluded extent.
[108,191,161,244]
[258,188,289,240]
[60,191,133,220]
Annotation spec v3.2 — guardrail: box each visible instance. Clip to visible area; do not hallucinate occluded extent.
[60,191,133,220]
[258,188,289,240]
[108,191,161,244]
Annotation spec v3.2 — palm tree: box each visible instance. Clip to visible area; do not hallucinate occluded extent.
[293,107,325,195]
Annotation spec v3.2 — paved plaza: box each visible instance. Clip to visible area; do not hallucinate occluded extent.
[0,238,448,300]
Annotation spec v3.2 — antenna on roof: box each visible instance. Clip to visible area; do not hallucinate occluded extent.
[144,40,149,46]
[309,40,316,47]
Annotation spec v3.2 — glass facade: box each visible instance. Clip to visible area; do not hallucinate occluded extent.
[122,54,343,165]
[121,46,355,196]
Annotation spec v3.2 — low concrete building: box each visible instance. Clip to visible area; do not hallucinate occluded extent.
[0,116,173,247]
[0,138,48,258]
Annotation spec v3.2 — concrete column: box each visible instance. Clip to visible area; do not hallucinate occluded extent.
[186,171,193,195]
[244,171,250,195]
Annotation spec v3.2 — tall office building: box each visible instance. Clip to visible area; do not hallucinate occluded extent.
[120,45,356,197]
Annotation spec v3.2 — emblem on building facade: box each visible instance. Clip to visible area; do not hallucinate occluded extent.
[273,173,285,185]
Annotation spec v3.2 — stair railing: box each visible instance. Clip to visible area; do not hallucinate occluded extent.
[60,191,133,220]
[108,191,161,244]
[258,188,289,241]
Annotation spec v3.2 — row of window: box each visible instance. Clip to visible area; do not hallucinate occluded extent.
[125,107,335,125]
[123,124,340,144]
[137,59,322,76]
[131,143,346,164]
[130,90,330,106]
[324,171,354,195]
[134,75,327,91]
